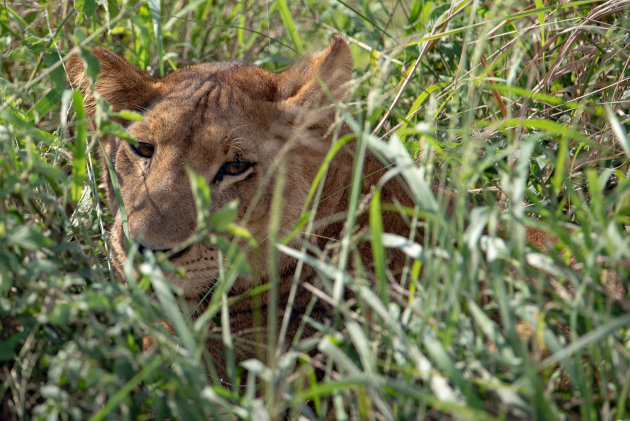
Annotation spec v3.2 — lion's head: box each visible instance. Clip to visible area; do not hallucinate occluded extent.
[68,36,356,312]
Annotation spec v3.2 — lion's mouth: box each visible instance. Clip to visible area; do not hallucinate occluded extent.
[137,244,192,260]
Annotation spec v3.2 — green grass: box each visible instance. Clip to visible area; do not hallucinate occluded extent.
[2,0,630,419]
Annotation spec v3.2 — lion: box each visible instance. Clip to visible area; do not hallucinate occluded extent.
[67,36,414,374]
[67,35,627,391]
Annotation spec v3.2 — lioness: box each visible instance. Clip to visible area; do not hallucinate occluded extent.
[67,36,413,372]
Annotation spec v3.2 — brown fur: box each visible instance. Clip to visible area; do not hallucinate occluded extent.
[67,36,413,374]
[67,37,626,383]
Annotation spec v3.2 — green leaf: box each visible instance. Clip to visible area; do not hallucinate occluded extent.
[89,356,163,421]
[274,0,303,54]
[533,0,546,46]
[367,134,438,213]
[112,110,145,122]
[98,138,131,245]
[225,223,257,247]
[6,225,54,250]
[147,0,164,76]
[186,167,211,227]
[210,200,238,231]
[301,134,354,216]
[78,47,101,84]
[369,188,387,301]
[74,0,98,16]
[406,82,448,119]
[606,106,630,158]
[1,106,53,143]
[0,330,27,362]
[543,313,630,368]
[71,90,87,203]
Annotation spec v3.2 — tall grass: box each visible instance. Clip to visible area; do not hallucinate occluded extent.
[1,0,629,419]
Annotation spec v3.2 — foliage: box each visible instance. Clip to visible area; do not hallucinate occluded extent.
[1,0,630,419]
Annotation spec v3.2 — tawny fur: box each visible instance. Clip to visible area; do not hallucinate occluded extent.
[67,36,415,374]
[68,36,621,380]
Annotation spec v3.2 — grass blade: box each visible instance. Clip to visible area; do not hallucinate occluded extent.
[274,0,303,54]
[71,91,87,203]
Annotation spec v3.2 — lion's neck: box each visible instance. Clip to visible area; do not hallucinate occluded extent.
[312,142,412,254]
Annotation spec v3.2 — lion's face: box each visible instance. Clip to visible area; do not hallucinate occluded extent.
[107,67,321,303]
[68,37,352,307]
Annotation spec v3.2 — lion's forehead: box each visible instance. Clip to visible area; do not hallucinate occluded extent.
[136,78,273,143]
[150,83,259,123]
[161,63,279,101]
[128,92,262,149]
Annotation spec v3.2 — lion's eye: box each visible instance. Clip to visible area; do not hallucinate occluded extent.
[130,142,155,159]
[214,161,254,182]
[225,162,250,175]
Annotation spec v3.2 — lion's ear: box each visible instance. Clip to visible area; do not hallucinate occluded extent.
[67,47,160,117]
[276,35,352,108]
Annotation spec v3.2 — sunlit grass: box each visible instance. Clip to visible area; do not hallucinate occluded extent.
[1,0,629,419]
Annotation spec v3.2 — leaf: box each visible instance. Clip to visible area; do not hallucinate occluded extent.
[277,244,350,283]
[406,82,448,119]
[89,356,163,421]
[369,188,387,300]
[80,0,97,15]
[274,0,303,54]
[71,90,87,203]
[148,0,164,76]
[424,335,481,407]
[381,233,423,260]
[5,225,54,250]
[542,313,630,368]
[186,167,212,227]
[69,183,94,233]
[606,105,630,158]
[0,330,28,361]
[533,0,546,46]
[28,55,65,119]
[74,0,98,16]
[140,255,196,355]
[98,138,131,245]
[1,106,53,143]
[112,110,145,122]
[468,301,519,366]
[367,134,438,212]
[210,200,238,232]
[78,47,101,84]
[484,83,603,116]
[226,223,257,247]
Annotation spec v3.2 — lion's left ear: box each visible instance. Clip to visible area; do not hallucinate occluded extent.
[276,35,352,109]
[67,47,160,119]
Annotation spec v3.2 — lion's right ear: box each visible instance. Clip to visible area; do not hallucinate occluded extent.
[67,47,160,117]
[276,35,352,108]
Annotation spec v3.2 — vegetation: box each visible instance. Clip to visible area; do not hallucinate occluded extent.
[1,0,629,419]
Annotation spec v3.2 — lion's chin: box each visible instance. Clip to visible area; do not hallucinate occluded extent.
[182,283,216,316]
[184,296,205,316]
